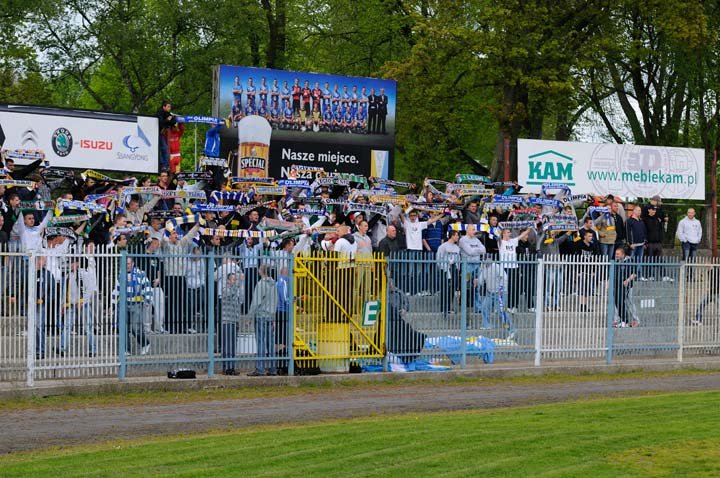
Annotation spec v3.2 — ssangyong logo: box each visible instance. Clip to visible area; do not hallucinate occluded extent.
[118,124,152,161]
[51,127,73,157]
[527,150,574,186]
[122,125,151,153]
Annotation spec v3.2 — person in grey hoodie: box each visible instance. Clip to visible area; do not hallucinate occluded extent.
[221,272,243,375]
[247,264,279,376]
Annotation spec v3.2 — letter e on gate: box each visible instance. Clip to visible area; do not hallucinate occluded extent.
[363,300,380,326]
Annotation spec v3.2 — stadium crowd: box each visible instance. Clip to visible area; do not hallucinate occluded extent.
[0,150,706,374]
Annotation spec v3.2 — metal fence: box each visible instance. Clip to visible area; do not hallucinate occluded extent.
[2,248,720,386]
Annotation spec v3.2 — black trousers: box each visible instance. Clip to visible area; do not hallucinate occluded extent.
[506,268,520,309]
[521,262,537,309]
[164,276,186,333]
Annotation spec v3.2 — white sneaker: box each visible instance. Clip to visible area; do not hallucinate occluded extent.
[188,328,197,334]
[507,307,517,313]
[662,276,674,282]
[141,344,151,355]
[528,307,536,312]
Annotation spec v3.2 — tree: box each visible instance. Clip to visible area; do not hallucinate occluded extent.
[33,0,249,114]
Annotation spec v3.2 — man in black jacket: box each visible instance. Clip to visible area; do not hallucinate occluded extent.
[367,88,378,134]
[643,206,665,280]
[377,88,389,134]
[156,100,176,172]
[575,229,600,310]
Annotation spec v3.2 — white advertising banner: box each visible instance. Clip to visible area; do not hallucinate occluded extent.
[517,139,705,200]
[0,105,159,173]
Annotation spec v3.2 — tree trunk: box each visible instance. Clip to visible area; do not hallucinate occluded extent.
[262,0,286,69]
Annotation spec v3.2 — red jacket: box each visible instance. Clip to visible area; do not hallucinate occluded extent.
[164,123,185,155]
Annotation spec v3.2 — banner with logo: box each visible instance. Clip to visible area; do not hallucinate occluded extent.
[517,139,705,200]
[212,64,396,180]
[0,104,159,173]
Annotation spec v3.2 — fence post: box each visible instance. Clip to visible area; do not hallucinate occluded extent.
[26,252,37,387]
[605,259,616,364]
[534,259,544,367]
[288,255,295,377]
[207,251,215,377]
[382,255,390,372]
[677,262,685,362]
[460,259,467,369]
[118,250,128,381]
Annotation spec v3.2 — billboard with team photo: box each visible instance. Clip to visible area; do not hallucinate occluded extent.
[213,64,396,180]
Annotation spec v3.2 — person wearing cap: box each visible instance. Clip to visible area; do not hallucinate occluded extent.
[612,196,626,247]
[643,195,668,226]
[643,205,667,280]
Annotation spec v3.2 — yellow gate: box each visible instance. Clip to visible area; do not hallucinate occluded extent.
[293,251,386,372]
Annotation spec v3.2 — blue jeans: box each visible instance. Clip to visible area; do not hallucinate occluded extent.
[630,245,644,277]
[127,303,148,352]
[478,291,513,333]
[600,243,615,259]
[254,316,276,374]
[60,302,96,354]
[544,266,563,309]
[222,322,237,371]
[682,242,698,261]
[35,304,46,358]
[159,135,169,171]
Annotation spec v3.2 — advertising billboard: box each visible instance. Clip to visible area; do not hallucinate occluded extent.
[213,64,396,179]
[517,139,705,200]
[0,104,159,173]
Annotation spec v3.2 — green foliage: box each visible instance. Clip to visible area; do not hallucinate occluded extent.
[2,0,720,184]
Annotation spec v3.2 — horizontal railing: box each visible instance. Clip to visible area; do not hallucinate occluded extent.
[2,249,719,386]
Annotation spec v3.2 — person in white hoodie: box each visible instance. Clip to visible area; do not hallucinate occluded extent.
[333,224,358,314]
[676,208,702,261]
[16,210,52,252]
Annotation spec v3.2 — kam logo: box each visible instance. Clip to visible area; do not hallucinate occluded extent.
[51,127,73,157]
[527,150,574,186]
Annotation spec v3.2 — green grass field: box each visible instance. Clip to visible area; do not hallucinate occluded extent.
[2,391,719,477]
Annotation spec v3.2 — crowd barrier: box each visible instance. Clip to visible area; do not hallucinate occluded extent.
[1,249,719,386]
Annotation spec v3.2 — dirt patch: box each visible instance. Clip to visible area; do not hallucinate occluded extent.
[2,372,720,454]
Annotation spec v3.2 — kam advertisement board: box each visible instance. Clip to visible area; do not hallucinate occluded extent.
[0,104,159,173]
[213,64,396,180]
[517,139,705,200]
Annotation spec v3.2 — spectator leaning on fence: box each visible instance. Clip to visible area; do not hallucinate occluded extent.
[676,208,702,261]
